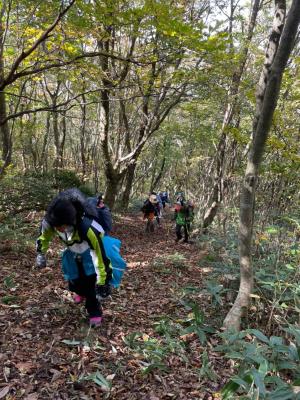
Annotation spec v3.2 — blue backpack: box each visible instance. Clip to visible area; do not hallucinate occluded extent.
[102,236,127,288]
[61,236,126,288]
[86,197,126,288]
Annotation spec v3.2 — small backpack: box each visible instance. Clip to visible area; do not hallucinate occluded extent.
[86,196,113,234]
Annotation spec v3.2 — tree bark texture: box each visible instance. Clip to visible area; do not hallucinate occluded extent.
[203,0,261,230]
[0,17,11,176]
[223,0,300,331]
[119,162,137,211]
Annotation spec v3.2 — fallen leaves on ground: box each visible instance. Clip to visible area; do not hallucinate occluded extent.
[0,211,229,399]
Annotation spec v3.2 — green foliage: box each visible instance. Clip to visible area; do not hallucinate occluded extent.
[122,302,216,375]
[81,370,112,392]
[51,170,82,190]
[180,300,216,344]
[123,331,172,374]
[78,183,95,197]
[1,295,19,305]
[204,281,227,306]
[3,274,16,289]
[127,198,144,213]
[0,173,55,215]
[198,350,219,382]
[165,253,187,269]
[217,327,300,399]
[0,170,84,215]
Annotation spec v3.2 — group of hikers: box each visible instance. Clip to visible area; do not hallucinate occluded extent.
[141,191,195,243]
[35,188,194,328]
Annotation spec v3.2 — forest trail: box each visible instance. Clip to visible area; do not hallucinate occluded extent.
[0,210,225,400]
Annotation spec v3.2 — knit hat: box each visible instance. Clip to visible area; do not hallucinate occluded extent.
[46,199,77,227]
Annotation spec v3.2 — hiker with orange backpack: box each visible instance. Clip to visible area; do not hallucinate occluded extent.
[141,193,160,232]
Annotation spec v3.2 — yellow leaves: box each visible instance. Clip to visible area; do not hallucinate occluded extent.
[255,232,270,245]
[142,333,149,341]
[61,42,79,56]
[250,293,261,299]
[24,27,42,38]
[162,30,177,37]
[267,135,285,150]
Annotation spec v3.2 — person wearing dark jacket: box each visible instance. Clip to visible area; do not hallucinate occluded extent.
[36,188,112,327]
[141,194,159,232]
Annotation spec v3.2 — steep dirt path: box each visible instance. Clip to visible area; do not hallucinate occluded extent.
[0,212,225,400]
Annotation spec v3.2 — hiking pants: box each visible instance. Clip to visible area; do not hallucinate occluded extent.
[145,212,155,232]
[68,259,101,318]
[176,223,190,242]
[146,220,155,232]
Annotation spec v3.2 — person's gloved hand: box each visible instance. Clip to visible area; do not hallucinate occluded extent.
[96,284,111,300]
[36,253,47,268]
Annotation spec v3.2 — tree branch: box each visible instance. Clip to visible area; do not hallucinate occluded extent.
[0,0,76,91]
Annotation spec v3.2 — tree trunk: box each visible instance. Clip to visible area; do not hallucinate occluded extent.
[80,94,87,176]
[104,172,124,209]
[203,0,261,230]
[150,156,166,194]
[0,19,11,176]
[223,0,300,331]
[52,109,61,170]
[59,111,67,168]
[119,162,136,211]
[0,91,11,174]
[40,113,50,173]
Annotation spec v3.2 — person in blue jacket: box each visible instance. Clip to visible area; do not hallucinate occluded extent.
[36,189,112,327]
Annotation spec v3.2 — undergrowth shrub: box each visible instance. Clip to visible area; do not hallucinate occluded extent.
[127,198,144,213]
[0,169,90,215]
[217,326,300,399]
[0,173,55,214]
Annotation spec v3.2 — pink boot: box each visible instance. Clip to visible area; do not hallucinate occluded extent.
[89,316,103,327]
[73,294,85,304]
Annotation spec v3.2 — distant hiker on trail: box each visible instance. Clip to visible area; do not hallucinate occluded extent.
[36,188,115,327]
[159,191,169,209]
[155,192,163,224]
[141,193,160,232]
[86,193,112,235]
[174,197,194,243]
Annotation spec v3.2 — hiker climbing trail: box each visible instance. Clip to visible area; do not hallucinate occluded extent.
[0,212,223,400]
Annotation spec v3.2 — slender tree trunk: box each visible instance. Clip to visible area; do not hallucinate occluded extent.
[119,162,137,210]
[203,0,261,230]
[0,19,11,176]
[150,156,166,193]
[80,95,87,176]
[40,113,50,172]
[52,109,60,170]
[223,0,300,331]
[29,113,38,171]
[59,111,67,168]
[0,91,11,173]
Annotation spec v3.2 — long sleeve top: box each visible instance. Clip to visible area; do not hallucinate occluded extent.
[36,217,112,286]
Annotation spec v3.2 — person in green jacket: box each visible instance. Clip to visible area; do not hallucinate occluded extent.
[36,188,112,327]
[174,197,194,243]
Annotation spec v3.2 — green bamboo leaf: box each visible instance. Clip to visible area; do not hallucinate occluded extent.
[248,329,270,344]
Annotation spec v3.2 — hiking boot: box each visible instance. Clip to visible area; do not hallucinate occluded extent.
[73,294,85,304]
[89,316,103,327]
